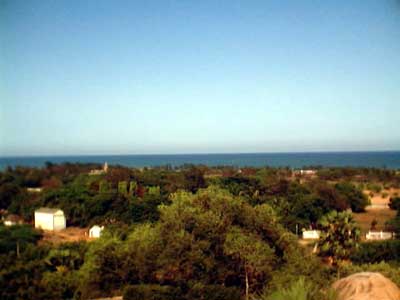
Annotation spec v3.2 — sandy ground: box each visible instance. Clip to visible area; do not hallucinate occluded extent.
[353,209,396,234]
[39,227,90,245]
[352,188,398,239]
[364,188,400,206]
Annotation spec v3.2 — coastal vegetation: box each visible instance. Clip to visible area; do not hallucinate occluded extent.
[1,163,400,299]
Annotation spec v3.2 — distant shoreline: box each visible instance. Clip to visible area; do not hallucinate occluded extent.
[1,151,400,170]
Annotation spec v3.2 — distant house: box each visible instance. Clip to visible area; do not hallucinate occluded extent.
[89,225,104,238]
[27,187,43,193]
[89,162,108,176]
[294,169,317,176]
[34,208,66,231]
[302,230,321,240]
[4,214,24,226]
[301,169,316,176]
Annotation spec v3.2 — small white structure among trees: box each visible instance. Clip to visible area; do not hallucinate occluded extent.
[89,225,104,238]
[302,230,320,239]
[34,208,66,231]
[3,214,24,226]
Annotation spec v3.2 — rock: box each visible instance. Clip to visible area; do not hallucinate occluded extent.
[332,272,400,300]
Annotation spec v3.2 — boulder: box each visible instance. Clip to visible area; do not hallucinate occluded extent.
[332,272,400,300]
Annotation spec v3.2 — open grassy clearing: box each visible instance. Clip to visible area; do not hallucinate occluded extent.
[353,208,396,238]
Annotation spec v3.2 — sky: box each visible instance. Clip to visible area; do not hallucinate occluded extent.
[1,0,400,156]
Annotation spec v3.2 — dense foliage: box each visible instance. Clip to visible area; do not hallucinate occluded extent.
[350,240,400,264]
[1,163,400,299]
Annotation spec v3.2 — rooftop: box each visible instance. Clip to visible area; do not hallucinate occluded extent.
[35,207,63,214]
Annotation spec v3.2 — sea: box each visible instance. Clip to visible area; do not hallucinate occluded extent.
[0,151,400,170]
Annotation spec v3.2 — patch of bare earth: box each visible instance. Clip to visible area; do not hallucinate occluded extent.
[39,227,90,245]
[352,189,397,239]
[364,188,400,206]
[353,209,396,236]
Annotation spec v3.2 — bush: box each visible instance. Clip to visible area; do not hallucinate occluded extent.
[389,197,400,210]
[367,183,382,193]
[335,182,369,212]
[123,284,183,300]
[350,241,400,264]
[258,277,337,300]
[186,284,241,300]
[385,216,400,236]
[0,225,42,256]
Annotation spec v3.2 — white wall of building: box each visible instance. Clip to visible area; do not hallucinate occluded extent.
[35,212,54,230]
[53,213,66,231]
[89,225,104,238]
[302,230,320,239]
[366,231,394,240]
[35,210,66,231]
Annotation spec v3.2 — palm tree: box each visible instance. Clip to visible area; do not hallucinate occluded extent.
[317,211,360,266]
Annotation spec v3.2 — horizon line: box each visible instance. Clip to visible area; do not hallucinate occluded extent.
[1,149,400,159]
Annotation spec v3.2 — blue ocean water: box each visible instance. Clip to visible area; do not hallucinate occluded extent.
[0,152,399,170]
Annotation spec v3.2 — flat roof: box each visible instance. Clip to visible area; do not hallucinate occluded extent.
[35,207,63,214]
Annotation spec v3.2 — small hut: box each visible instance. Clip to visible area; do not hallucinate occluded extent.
[34,208,66,231]
[89,225,104,238]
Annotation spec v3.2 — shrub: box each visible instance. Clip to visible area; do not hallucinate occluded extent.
[186,284,241,300]
[366,183,382,193]
[367,183,382,193]
[335,182,369,212]
[389,197,400,210]
[350,240,400,264]
[123,284,183,300]
[258,277,337,300]
[385,216,400,236]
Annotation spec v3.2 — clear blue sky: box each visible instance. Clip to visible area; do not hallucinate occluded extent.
[1,0,399,156]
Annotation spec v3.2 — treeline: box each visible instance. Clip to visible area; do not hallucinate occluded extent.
[1,163,374,231]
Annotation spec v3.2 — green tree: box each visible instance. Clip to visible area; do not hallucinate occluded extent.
[182,166,206,193]
[317,211,360,265]
[224,227,274,300]
[129,181,137,196]
[99,180,111,193]
[335,182,368,212]
[118,181,128,195]
[147,186,160,196]
[0,225,42,258]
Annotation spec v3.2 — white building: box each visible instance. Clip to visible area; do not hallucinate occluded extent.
[366,231,394,240]
[302,230,321,239]
[89,162,108,176]
[27,187,43,193]
[89,225,104,238]
[34,208,66,231]
[4,214,23,226]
